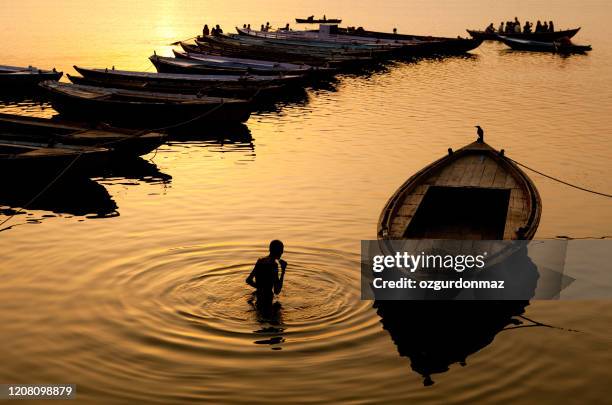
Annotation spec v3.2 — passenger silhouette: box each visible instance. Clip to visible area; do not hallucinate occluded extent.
[246,240,287,297]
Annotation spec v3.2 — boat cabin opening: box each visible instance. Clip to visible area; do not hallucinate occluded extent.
[405,186,511,240]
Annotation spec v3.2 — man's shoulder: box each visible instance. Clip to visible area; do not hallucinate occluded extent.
[256,257,274,265]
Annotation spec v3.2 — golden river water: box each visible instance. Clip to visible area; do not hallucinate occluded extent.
[1,0,612,403]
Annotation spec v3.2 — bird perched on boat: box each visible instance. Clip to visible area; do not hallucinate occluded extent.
[475,125,484,142]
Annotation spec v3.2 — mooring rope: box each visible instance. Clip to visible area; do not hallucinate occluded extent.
[508,157,612,199]
[0,153,83,231]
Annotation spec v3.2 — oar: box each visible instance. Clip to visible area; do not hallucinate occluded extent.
[170,36,197,46]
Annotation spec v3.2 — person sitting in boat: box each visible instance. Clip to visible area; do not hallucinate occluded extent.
[215,24,223,35]
[265,22,271,31]
[393,28,398,35]
[505,21,513,33]
[514,21,521,33]
[485,23,495,34]
[498,21,505,32]
[202,24,210,36]
[523,21,532,33]
[246,240,287,298]
[549,21,555,32]
[260,24,265,31]
[514,17,521,30]
[210,27,217,35]
[281,23,290,31]
[542,21,549,32]
[535,20,542,33]
[247,23,251,30]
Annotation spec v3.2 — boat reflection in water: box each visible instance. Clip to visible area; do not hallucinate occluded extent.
[90,156,172,184]
[374,245,539,386]
[0,175,118,228]
[0,156,171,231]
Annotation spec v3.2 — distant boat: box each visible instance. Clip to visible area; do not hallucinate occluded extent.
[0,112,166,157]
[378,138,541,241]
[498,35,592,53]
[0,64,62,90]
[466,27,580,42]
[39,81,252,126]
[296,16,342,24]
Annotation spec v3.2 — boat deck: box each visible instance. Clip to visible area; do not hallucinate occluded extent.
[388,153,529,240]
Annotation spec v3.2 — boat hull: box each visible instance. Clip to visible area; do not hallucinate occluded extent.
[40,82,252,127]
[0,112,166,157]
[467,27,580,41]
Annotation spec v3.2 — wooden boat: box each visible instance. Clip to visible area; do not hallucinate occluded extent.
[172,50,336,76]
[71,66,293,97]
[0,112,166,156]
[333,27,485,56]
[498,36,592,53]
[296,17,342,24]
[150,54,312,79]
[0,65,62,90]
[39,81,252,126]
[378,136,541,241]
[241,27,483,57]
[0,139,109,175]
[197,35,379,65]
[467,27,580,42]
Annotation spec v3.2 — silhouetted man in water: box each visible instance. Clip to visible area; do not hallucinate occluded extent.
[246,240,287,298]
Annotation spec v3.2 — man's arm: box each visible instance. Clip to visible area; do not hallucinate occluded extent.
[273,260,287,295]
[246,261,258,288]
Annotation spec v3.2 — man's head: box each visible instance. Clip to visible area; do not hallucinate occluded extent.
[269,240,284,259]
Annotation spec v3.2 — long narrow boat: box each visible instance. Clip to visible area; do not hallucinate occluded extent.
[149,55,309,81]
[498,36,592,53]
[296,17,342,24]
[378,136,541,240]
[40,81,252,125]
[71,66,296,97]
[197,35,379,65]
[239,27,483,57]
[332,27,485,56]
[0,112,166,156]
[467,27,580,41]
[172,50,336,76]
[0,65,63,90]
[0,139,109,175]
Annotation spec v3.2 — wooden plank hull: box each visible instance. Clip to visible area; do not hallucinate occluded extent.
[0,140,109,176]
[378,139,541,241]
[335,27,484,55]
[40,81,252,126]
[0,112,166,157]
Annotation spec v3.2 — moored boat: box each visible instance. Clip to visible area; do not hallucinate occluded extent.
[0,112,166,157]
[498,35,592,53]
[0,65,62,90]
[150,54,313,78]
[378,135,541,241]
[466,27,580,41]
[0,139,109,176]
[39,81,252,126]
[172,50,336,76]
[71,66,295,97]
